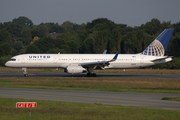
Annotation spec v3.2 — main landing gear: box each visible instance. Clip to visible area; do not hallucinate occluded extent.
[87,73,97,77]
[22,68,28,77]
[86,67,97,77]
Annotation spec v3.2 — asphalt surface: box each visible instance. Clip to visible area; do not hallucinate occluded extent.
[0,87,180,110]
[0,71,180,78]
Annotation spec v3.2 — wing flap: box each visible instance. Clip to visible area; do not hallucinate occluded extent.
[80,61,108,67]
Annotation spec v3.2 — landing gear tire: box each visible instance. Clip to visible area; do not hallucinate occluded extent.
[87,73,96,77]
[22,68,28,77]
[24,74,28,77]
[92,73,96,77]
[87,73,91,77]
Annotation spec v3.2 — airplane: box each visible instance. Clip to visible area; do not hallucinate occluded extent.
[5,29,174,77]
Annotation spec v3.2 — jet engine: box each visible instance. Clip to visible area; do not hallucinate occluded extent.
[64,64,86,74]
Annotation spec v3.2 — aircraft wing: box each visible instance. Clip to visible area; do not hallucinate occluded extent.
[80,52,119,68]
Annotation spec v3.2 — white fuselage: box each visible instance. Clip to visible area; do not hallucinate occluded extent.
[5,54,172,69]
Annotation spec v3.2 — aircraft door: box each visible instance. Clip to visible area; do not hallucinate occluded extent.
[21,58,25,63]
[54,55,60,64]
[140,56,144,64]
[54,56,57,64]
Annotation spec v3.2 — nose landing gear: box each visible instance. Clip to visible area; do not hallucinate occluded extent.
[22,68,28,77]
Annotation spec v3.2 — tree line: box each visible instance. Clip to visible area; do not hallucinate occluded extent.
[0,16,180,68]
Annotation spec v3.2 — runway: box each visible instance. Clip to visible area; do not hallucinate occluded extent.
[0,71,180,78]
[0,87,180,110]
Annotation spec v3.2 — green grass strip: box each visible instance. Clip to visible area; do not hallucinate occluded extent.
[0,97,180,120]
[162,97,180,101]
[0,77,180,94]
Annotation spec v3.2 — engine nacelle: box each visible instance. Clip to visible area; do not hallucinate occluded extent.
[64,64,86,74]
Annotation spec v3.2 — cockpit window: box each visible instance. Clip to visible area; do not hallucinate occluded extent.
[9,59,16,61]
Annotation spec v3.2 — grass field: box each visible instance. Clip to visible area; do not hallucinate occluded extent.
[162,97,180,101]
[1,68,180,119]
[0,97,180,120]
[0,77,180,94]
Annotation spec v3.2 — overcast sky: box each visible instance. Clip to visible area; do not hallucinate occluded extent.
[0,0,180,27]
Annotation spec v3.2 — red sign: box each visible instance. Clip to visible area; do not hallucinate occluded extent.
[16,102,37,108]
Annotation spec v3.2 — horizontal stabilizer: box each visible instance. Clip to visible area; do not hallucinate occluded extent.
[151,56,173,62]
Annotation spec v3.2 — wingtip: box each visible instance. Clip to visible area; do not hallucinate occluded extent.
[113,51,119,60]
[108,51,119,62]
[103,50,107,54]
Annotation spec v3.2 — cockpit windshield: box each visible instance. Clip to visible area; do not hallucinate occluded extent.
[9,59,16,61]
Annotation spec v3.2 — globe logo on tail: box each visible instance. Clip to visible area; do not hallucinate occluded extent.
[141,40,164,56]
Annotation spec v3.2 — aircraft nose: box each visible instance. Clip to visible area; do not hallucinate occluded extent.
[5,61,10,67]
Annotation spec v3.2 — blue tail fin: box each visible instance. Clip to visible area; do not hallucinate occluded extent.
[141,29,174,56]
